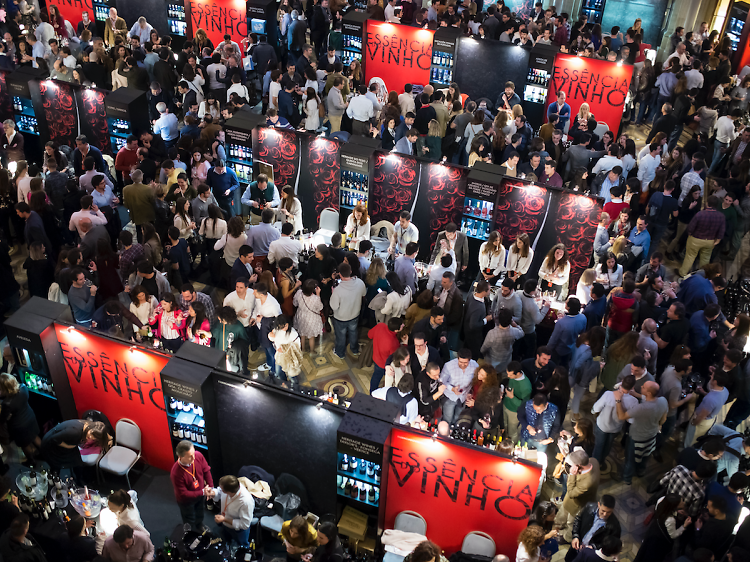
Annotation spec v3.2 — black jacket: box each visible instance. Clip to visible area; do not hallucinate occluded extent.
[0,529,47,562]
[153,59,179,93]
[571,502,621,546]
[647,113,679,144]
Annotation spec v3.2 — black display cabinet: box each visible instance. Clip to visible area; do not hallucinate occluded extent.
[523,44,557,133]
[161,343,225,468]
[94,0,116,22]
[342,12,367,66]
[248,0,279,56]
[580,0,605,24]
[461,166,504,249]
[430,27,460,87]
[726,1,750,53]
[167,0,188,48]
[225,114,265,187]
[5,298,76,429]
[104,88,149,154]
[8,67,46,162]
[339,140,375,220]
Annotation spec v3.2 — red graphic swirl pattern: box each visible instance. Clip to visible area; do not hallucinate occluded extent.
[555,192,602,287]
[426,164,467,255]
[256,127,299,188]
[39,80,78,147]
[371,153,419,224]
[306,137,340,218]
[493,180,548,245]
[77,88,111,155]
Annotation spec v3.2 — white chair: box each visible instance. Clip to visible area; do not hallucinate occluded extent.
[98,418,141,489]
[319,208,339,232]
[461,532,496,557]
[383,511,427,562]
[594,121,610,140]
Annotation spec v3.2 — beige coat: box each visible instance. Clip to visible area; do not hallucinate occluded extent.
[562,458,600,516]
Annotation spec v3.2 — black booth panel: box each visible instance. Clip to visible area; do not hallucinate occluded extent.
[213,376,344,516]
[454,40,530,110]
[117,0,169,40]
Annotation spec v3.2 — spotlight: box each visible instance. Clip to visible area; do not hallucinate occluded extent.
[66,326,76,333]
[243,380,251,388]
[129,346,137,353]
[431,433,437,442]
[316,402,322,411]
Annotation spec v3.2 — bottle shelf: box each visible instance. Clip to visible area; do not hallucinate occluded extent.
[336,486,379,507]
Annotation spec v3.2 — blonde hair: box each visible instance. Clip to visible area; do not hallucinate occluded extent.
[580,268,596,286]
[366,257,386,285]
[0,374,19,397]
[612,235,628,256]
[512,104,523,119]
[494,111,509,132]
[427,119,440,137]
[577,103,591,121]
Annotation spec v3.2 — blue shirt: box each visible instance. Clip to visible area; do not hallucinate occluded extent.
[548,313,587,358]
[153,113,179,142]
[546,101,571,128]
[696,387,729,421]
[629,228,651,264]
[688,310,712,352]
[600,175,618,204]
[678,275,718,316]
[246,222,280,256]
[582,512,607,546]
[91,185,115,209]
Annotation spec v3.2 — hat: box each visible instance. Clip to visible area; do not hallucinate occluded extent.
[566,449,589,466]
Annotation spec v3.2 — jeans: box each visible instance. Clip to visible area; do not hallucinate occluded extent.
[522,438,548,455]
[724,399,750,429]
[656,414,677,449]
[648,225,668,258]
[333,317,359,357]
[592,423,617,466]
[442,396,463,424]
[370,364,385,393]
[647,94,670,123]
[709,140,728,175]
[570,384,587,414]
[622,435,649,482]
[219,524,251,548]
[263,345,276,373]
[636,90,657,124]
[178,499,205,530]
[668,124,684,151]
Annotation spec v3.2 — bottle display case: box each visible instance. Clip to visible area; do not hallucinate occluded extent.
[104,88,149,155]
[167,1,187,37]
[580,0,605,24]
[8,68,46,140]
[430,28,460,87]
[342,12,367,65]
[93,0,116,22]
[523,44,558,133]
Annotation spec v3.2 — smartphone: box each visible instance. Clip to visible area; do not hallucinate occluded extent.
[296,271,302,279]
[377,288,383,293]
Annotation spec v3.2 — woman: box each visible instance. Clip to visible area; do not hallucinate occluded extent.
[142,223,163,267]
[173,196,196,240]
[557,417,596,495]
[199,204,227,285]
[16,41,33,67]
[569,103,593,137]
[268,315,302,383]
[464,111,485,158]
[478,231,505,285]
[294,279,324,354]
[417,120,442,162]
[721,313,750,356]
[633,494,691,562]
[49,5,70,38]
[343,252,361,280]
[305,244,337,315]
[193,28,214,53]
[41,419,110,474]
[191,150,210,187]
[185,301,211,346]
[569,326,606,416]
[277,257,300,319]
[312,522,343,562]
[198,93,221,120]
[506,233,533,287]
[67,515,99,562]
[344,204,371,251]
[384,346,411,388]
[14,161,30,204]
[621,138,637,176]
[278,185,303,235]
[129,285,158,338]
[575,268,596,305]
[303,87,321,132]
[181,65,205,104]
[528,501,559,540]
[150,293,186,353]
[215,216,248,284]
[44,141,68,171]
[666,185,702,259]
[567,168,589,192]
[595,252,623,291]
[149,29,161,46]
[661,147,686,180]
[346,60,362,91]
[260,270,280,301]
[95,239,123,300]
[516,525,546,562]
[107,489,148,536]
[381,116,397,151]
[378,271,411,323]
[0,374,41,461]
[538,244,570,298]
[280,514,318,561]
[446,82,462,107]
[364,257,390,306]
[601,331,640,390]
[23,241,55,298]
[731,75,750,112]
[404,289,434,334]
[544,366,571,421]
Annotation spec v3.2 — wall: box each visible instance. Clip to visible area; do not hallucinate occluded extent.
[364,22,434,95]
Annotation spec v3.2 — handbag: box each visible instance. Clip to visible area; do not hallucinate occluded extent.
[273,492,301,520]
[552,461,565,479]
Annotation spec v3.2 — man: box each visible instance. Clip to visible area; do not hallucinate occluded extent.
[241,174,280,222]
[565,495,621,562]
[67,267,98,328]
[592,167,626,205]
[547,297,587,367]
[246,209,281,268]
[15,202,52,255]
[153,102,179,149]
[439,348,478,424]
[170,440,213,530]
[267,223,302,268]
[179,283,216,324]
[491,277,522,324]
[638,142,661,193]
[207,160,240,218]
[434,272,463,355]
[562,133,605,181]
[537,158,562,187]
[583,284,607,330]
[368,317,403,393]
[326,77,347,133]
[659,460,717,516]
[502,361,532,443]
[635,252,667,288]
[118,231,145,280]
[224,277,257,361]
[347,85,375,136]
[547,91,571,131]
[394,242,419,294]
[647,103,679,145]
[706,471,749,526]
[725,353,750,429]
[496,81,521,112]
[1,120,23,164]
[710,109,743,175]
[73,135,105,177]
[688,304,722,364]
[330,263,366,359]
[426,254,454,294]
[514,115,533,157]
[119,56,149,91]
[628,215,651,268]
[389,211,419,255]
[413,361,445,420]
[104,7,127,46]
[614,381,668,484]
[407,333,442,379]
[518,280,550,359]
[693,497,735,560]
[80,156,114,194]
[518,393,561,454]
[519,152,544,179]
[429,222,468,273]
[592,374,638,465]
[0,514,50,562]
[429,91,450,136]
[615,356,653,400]
[398,86,415,117]
[655,358,696,460]
[593,145,624,176]
[678,159,706,206]
[120,169,155,243]
[393,128,419,156]
[685,371,729,447]
[115,135,139,186]
[653,302,689,373]
[230,246,259,289]
[252,283,282,372]
[481,309,523,372]
[372,374,419,425]
[677,433,726,472]
[102,525,155,562]
[366,83,384,117]
[464,281,493,360]
[678,273,726,316]
[154,47,179,94]
[127,260,170,298]
[411,307,446,350]
[207,475,254,548]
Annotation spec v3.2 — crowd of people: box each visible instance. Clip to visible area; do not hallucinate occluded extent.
[0,0,748,562]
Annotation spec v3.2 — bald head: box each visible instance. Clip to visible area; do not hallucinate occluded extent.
[642,381,659,399]
[79,217,93,233]
[642,318,657,334]
[437,421,450,436]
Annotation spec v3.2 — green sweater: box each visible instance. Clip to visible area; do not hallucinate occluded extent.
[211,321,247,352]
[416,136,442,162]
[503,375,532,413]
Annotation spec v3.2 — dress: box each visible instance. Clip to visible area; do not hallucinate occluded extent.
[41,419,86,469]
[0,386,39,448]
[293,292,324,337]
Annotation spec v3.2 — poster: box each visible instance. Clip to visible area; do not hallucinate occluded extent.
[255,127,300,190]
[76,88,111,155]
[55,325,175,471]
[411,163,466,257]
[364,22,434,95]
[188,0,248,51]
[384,428,542,556]
[545,54,632,133]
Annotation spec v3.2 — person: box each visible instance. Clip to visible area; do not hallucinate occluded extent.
[344,205,371,251]
[518,393,561,455]
[279,514,319,560]
[293,279,324,354]
[613,380,667,483]
[478,231,505,285]
[102,525,155,562]
[548,91,571,131]
[655,359,696,460]
[678,195,726,278]
[67,268,98,327]
[107,490,148,536]
[547,297,587,367]
[170,439,213,530]
[389,211,419,255]
[565,496,621,562]
[684,371,729,447]
[516,525,546,562]
[0,514,47,562]
[677,272,725,316]
[252,282,282,372]
[330,262,366,359]
[507,233,534,287]
[430,222,468,274]
[692,496,734,560]
[0,374,40,463]
[66,515,99,562]
[246,209,281,269]
[368,317,404,393]
[677,438,726,473]
[538,244,570,298]
[207,475,254,548]
[707,471,749,524]
[313,522,343,562]
[595,253,623,291]
[556,450,601,539]
[482,309,523,372]
[440,349,479,424]
[501,361,532,443]
[41,419,109,475]
[571,536,622,562]
[1,120,24,164]
[277,186,303,235]
[463,281,493,360]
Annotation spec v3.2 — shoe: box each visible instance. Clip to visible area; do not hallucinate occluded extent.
[258,363,270,370]
[653,450,663,463]
[334,353,345,360]
[7,246,16,256]
[664,251,676,262]
[349,348,360,357]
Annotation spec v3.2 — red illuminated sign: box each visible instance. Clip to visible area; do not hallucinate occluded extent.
[188,0,248,52]
[546,54,632,133]
[384,428,542,556]
[364,22,434,96]
[55,325,174,472]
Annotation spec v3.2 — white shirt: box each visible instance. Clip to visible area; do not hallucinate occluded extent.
[685,69,704,90]
[592,390,638,433]
[398,92,415,116]
[252,294,282,320]
[129,22,153,44]
[637,153,661,190]
[478,244,506,276]
[506,247,534,275]
[592,155,623,175]
[267,236,302,266]
[595,263,623,289]
[16,176,32,203]
[210,485,254,531]
[371,387,418,424]
[663,50,689,69]
[344,215,371,250]
[346,94,374,122]
[115,503,149,536]
[392,222,419,254]
[715,115,739,144]
[365,91,383,112]
[223,290,256,327]
[69,209,108,237]
[268,81,282,110]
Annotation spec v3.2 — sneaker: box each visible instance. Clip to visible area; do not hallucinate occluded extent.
[349,348,360,357]
[258,363,270,371]
[334,353,346,360]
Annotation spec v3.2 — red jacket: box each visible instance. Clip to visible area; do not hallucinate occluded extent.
[368,323,401,368]
[607,291,637,333]
[170,450,213,504]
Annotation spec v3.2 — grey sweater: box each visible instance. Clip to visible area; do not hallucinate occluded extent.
[330,277,367,321]
[519,292,550,335]
[491,291,523,324]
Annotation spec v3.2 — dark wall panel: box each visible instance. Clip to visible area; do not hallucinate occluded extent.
[34,80,79,148]
[213,376,344,516]
[76,88,111,156]
[117,0,169,39]
[256,127,300,190]
[601,0,667,47]
[454,40,529,109]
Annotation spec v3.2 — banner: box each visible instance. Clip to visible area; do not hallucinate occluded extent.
[37,80,79,148]
[298,135,340,230]
[188,0,248,52]
[55,325,174,471]
[364,22,433,95]
[384,428,542,556]
[76,88,111,155]
[256,127,300,190]
[546,54,632,133]
[370,152,419,225]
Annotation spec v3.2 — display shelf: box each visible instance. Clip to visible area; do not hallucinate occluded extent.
[167,1,187,37]
[170,433,208,450]
[93,0,113,21]
[430,51,454,85]
[17,115,39,135]
[430,28,460,87]
[12,96,34,117]
[336,485,380,508]
[337,453,381,486]
[342,13,367,66]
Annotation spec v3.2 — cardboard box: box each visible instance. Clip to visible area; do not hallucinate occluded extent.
[337,506,368,541]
